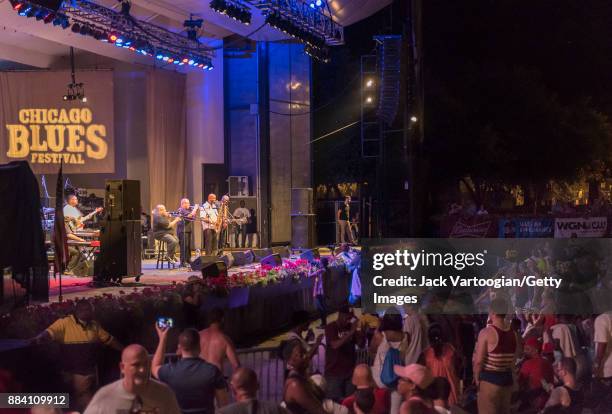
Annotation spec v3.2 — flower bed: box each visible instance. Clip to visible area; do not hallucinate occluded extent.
[0,259,322,344]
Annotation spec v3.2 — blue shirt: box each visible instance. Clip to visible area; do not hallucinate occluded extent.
[158,357,226,414]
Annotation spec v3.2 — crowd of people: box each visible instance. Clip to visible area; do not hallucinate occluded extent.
[3,239,612,414]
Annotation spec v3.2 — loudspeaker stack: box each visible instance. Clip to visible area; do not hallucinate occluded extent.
[291,188,316,249]
[94,180,142,283]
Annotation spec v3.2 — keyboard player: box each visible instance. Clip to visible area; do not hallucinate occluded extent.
[65,217,88,275]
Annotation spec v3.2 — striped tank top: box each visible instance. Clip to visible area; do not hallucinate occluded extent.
[483,325,516,372]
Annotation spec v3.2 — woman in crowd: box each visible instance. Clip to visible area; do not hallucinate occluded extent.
[420,324,460,406]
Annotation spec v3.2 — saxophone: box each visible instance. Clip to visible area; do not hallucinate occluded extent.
[215,202,227,233]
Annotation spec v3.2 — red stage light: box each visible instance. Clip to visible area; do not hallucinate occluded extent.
[109,34,118,42]
[12,1,23,11]
[182,58,189,63]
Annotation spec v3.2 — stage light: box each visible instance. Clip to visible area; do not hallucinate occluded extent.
[162,56,169,61]
[10,1,23,11]
[410,116,418,123]
[82,96,87,103]
[188,59,195,65]
[365,79,374,88]
[108,33,118,42]
[25,6,37,18]
[156,54,163,60]
[43,12,55,24]
[365,96,373,104]
[207,65,213,70]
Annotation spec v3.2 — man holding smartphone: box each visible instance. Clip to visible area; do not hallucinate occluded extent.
[151,322,229,414]
[324,306,364,402]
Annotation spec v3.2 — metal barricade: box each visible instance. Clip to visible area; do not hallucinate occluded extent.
[160,345,371,402]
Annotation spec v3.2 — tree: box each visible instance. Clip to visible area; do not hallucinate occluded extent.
[425,63,612,211]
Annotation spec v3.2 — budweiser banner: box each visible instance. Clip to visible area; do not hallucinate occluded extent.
[554,216,608,238]
[440,216,497,238]
[0,71,114,174]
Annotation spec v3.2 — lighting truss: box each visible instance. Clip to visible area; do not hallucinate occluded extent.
[246,0,343,46]
[65,0,214,63]
[9,0,215,69]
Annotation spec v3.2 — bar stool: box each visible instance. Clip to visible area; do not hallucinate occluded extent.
[155,239,175,269]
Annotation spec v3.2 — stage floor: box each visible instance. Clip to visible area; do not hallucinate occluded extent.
[47,259,256,302]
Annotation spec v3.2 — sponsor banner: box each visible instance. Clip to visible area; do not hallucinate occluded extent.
[554,216,607,238]
[440,216,497,238]
[499,217,554,238]
[0,71,114,174]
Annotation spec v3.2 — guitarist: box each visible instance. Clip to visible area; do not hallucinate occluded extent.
[63,194,103,230]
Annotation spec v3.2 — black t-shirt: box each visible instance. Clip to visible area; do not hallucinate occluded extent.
[158,357,226,414]
[153,214,173,237]
[339,204,350,221]
[324,321,356,377]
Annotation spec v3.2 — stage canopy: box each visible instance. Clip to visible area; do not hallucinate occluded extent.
[0,0,392,69]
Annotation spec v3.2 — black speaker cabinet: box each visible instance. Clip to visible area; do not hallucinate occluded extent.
[104,180,141,221]
[94,220,141,283]
[271,245,291,258]
[252,248,273,262]
[232,250,254,266]
[260,253,282,267]
[201,261,227,278]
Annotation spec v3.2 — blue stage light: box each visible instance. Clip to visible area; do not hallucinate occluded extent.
[156,54,163,59]
[188,59,195,65]
[162,56,169,61]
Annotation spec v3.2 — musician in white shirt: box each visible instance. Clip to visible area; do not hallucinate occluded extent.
[232,200,251,248]
[200,194,219,256]
[63,194,102,229]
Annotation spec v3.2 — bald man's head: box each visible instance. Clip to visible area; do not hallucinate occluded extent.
[120,344,149,391]
[352,364,374,388]
[230,367,258,397]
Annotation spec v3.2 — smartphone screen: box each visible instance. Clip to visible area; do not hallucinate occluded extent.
[157,317,174,329]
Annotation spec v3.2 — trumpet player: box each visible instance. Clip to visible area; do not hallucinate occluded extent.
[177,198,199,267]
[200,194,219,256]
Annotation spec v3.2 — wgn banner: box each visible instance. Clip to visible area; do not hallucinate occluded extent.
[0,71,114,174]
[554,216,608,238]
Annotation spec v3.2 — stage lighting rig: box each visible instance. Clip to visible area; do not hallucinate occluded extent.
[63,47,87,103]
[10,0,216,71]
[209,0,251,25]
[246,0,343,47]
[184,16,204,41]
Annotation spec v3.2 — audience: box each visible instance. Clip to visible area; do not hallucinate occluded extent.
[543,357,582,412]
[287,310,324,370]
[32,300,123,411]
[429,377,451,414]
[219,367,289,413]
[282,340,327,414]
[324,306,364,402]
[420,324,460,406]
[369,310,407,414]
[152,324,228,414]
[199,308,241,371]
[84,344,181,414]
[352,388,376,414]
[394,364,436,414]
[518,336,554,411]
[341,364,390,414]
[473,298,520,413]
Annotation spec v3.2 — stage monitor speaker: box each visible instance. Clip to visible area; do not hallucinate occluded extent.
[191,255,220,271]
[291,188,313,215]
[260,253,282,267]
[300,248,320,262]
[291,214,316,249]
[201,261,227,278]
[219,253,234,269]
[232,250,254,266]
[94,220,141,283]
[252,248,273,262]
[104,180,140,221]
[272,245,290,258]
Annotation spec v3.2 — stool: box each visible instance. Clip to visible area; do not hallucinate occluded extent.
[155,239,175,269]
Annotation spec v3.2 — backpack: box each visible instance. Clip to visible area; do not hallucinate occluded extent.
[380,345,403,389]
